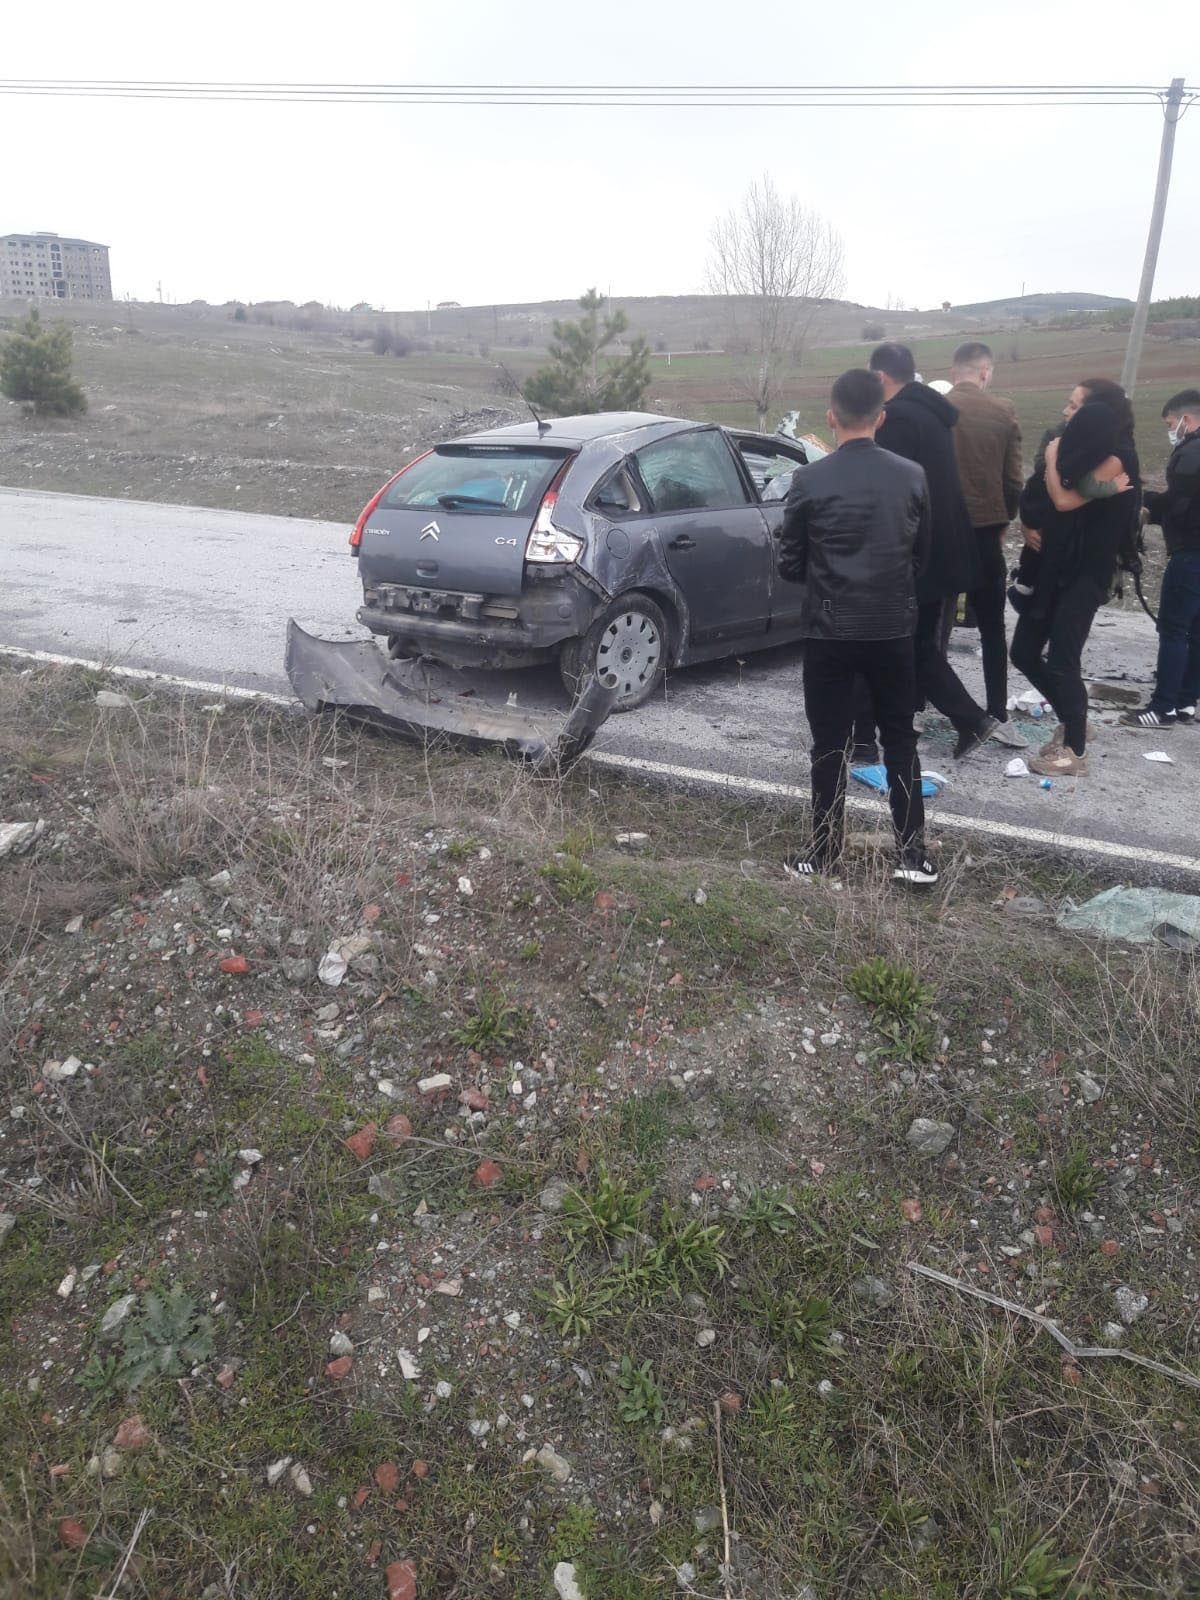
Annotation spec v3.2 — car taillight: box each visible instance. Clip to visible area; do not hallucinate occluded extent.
[525,462,583,564]
[349,450,432,553]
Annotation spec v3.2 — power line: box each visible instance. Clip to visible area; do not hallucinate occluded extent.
[0,79,1184,109]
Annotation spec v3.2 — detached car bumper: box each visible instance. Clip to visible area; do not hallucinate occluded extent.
[356,571,602,670]
[285,620,618,765]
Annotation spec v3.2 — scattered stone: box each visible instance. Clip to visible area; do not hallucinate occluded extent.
[98,1446,123,1478]
[536,1443,573,1483]
[57,1270,77,1300]
[411,1458,429,1479]
[1102,1322,1126,1343]
[325,1355,353,1380]
[237,1148,263,1167]
[692,887,708,906]
[900,1198,923,1223]
[1004,895,1046,917]
[1076,1073,1103,1104]
[817,1379,837,1401]
[219,955,249,976]
[45,1056,82,1083]
[418,1072,453,1096]
[316,1001,340,1023]
[99,1294,138,1341]
[329,1330,354,1357]
[615,831,649,850]
[344,1124,377,1163]
[434,1279,463,1297]
[675,1563,697,1590]
[851,1275,895,1309]
[215,1365,237,1390]
[113,1415,151,1451]
[207,869,233,887]
[281,957,313,983]
[906,1118,955,1157]
[467,1418,490,1439]
[288,1463,313,1497]
[693,1173,717,1193]
[434,1380,452,1399]
[457,876,473,896]
[374,1461,400,1494]
[383,1113,413,1146]
[718,1390,742,1415]
[95,689,135,709]
[0,820,44,859]
[540,1178,571,1212]
[554,1561,586,1600]
[385,1560,417,1600]
[1115,1286,1149,1326]
[694,1506,722,1533]
[266,1456,292,1488]
[398,1352,421,1381]
[696,1328,717,1348]
[0,1214,15,1249]
[64,915,84,935]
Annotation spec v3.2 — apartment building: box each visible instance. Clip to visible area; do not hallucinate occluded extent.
[0,232,113,301]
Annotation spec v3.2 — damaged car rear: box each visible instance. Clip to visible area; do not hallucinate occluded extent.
[347,411,814,710]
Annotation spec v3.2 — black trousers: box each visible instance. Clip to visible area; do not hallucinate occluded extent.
[1009,578,1105,753]
[969,524,1010,720]
[854,600,986,747]
[804,636,925,866]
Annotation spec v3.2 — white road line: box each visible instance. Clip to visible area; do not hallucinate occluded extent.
[3,642,1196,878]
[587,749,1200,877]
[0,644,294,706]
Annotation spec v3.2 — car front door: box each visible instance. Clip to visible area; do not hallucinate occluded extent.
[730,432,813,633]
[632,428,771,646]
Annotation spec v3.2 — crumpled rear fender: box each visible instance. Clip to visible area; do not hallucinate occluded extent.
[285,620,617,766]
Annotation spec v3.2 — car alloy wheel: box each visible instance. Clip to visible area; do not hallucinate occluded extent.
[596,607,663,710]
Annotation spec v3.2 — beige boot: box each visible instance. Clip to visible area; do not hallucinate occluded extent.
[1037,722,1065,757]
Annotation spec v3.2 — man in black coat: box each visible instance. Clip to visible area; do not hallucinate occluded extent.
[779,368,938,885]
[863,343,997,760]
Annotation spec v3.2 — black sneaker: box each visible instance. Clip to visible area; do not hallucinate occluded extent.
[1120,707,1176,729]
[850,742,881,766]
[953,714,999,761]
[893,848,939,886]
[784,852,835,880]
[1176,705,1196,724]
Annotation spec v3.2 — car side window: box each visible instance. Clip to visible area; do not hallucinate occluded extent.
[737,443,809,501]
[589,465,643,517]
[635,431,751,515]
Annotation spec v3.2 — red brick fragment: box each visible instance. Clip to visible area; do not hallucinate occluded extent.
[473,1159,503,1189]
[386,1559,417,1600]
[113,1415,151,1451]
[325,1355,353,1379]
[344,1124,377,1163]
[374,1461,400,1495]
[384,1114,413,1146]
[58,1518,88,1550]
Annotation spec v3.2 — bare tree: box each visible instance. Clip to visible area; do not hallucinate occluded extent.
[708,175,845,428]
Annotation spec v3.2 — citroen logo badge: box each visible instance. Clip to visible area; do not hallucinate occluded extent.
[419,520,441,542]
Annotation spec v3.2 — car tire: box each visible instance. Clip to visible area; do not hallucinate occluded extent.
[560,594,668,712]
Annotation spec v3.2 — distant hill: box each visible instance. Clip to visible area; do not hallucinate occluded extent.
[950,291,1134,318]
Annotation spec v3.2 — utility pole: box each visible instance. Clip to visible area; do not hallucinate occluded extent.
[1121,78,1186,394]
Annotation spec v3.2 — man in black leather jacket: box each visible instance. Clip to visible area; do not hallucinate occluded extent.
[780,368,938,885]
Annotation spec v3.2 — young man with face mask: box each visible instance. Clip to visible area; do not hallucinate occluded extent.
[1122,389,1200,729]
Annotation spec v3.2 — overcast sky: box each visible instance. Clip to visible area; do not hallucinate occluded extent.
[3,1,1195,313]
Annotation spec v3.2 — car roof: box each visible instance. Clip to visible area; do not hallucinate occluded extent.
[446,412,696,450]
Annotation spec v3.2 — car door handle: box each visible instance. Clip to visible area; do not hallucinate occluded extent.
[668,535,696,551]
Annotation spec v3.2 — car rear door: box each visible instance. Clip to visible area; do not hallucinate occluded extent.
[631,428,771,645]
[730,432,812,633]
[358,444,572,596]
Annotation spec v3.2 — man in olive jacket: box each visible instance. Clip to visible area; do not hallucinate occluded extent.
[779,368,937,886]
[948,341,1023,725]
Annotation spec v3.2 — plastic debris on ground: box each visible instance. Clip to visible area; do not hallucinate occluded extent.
[1057,886,1200,950]
[1005,757,1031,778]
[850,764,942,798]
[1008,689,1050,719]
[1143,751,1175,764]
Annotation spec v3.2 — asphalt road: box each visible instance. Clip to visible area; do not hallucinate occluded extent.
[2,486,1195,878]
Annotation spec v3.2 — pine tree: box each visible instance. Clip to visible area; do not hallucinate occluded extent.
[524,289,651,416]
[0,309,87,418]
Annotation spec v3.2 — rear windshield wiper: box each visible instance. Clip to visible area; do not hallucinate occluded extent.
[436,494,509,510]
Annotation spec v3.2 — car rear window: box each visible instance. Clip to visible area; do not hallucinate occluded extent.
[381,447,570,515]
